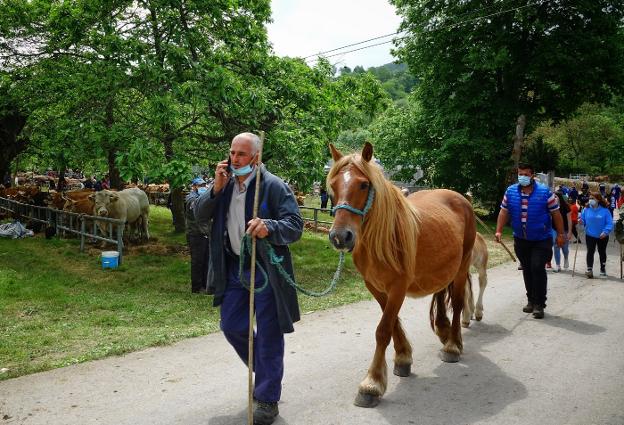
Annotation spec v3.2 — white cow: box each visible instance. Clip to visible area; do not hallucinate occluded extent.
[89,188,150,242]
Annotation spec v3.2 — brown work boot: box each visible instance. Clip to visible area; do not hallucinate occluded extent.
[522,302,534,313]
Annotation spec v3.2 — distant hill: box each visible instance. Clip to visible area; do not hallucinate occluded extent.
[339,62,418,101]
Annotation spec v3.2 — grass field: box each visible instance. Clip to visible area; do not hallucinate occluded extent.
[0,205,513,381]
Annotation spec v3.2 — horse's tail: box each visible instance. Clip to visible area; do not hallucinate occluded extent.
[429,285,452,332]
[430,276,472,332]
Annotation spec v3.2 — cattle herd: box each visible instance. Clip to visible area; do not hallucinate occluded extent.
[0,185,154,244]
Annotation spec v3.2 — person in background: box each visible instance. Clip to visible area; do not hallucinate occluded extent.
[569,184,578,204]
[320,186,329,209]
[608,185,618,217]
[551,192,572,272]
[579,192,613,278]
[569,198,580,243]
[495,162,564,319]
[83,176,94,189]
[185,177,211,294]
[578,181,590,208]
[101,174,110,190]
[2,172,11,188]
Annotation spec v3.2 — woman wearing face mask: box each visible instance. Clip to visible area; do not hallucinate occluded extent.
[579,192,613,278]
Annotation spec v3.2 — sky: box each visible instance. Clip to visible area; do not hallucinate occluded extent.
[267,0,403,70]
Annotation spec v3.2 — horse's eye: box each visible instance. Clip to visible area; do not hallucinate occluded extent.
[360,182,369,190]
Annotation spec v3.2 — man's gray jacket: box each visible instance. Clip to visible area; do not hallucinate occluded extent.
[195,166,303,333]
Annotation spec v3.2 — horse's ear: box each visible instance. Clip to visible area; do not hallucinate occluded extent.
[329,143,343,162]
[362,142,374,162]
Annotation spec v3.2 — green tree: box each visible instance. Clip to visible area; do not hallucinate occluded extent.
[531,103,624,176]
[391,0,624,207]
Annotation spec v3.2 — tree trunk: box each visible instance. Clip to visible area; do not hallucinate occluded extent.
[0,110,28,184]
[511,114,526,169]
[506,114,527,185]
[163,133,186,233]
[171,186,186,233]
[107,148,123,190]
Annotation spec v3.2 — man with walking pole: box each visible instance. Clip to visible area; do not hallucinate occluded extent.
[195,132,303,424]
[495,163,565,319]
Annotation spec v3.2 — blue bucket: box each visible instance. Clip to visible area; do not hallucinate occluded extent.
[101,251,119,269]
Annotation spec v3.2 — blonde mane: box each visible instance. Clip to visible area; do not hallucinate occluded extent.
[327,154,421,275]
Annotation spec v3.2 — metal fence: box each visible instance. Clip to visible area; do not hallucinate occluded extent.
[0,197,126,264]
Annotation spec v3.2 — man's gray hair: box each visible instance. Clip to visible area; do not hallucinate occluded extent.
[233,132,261,155]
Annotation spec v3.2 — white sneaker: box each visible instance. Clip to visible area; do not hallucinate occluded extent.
[553,266,561,273]
[564,258,569,269]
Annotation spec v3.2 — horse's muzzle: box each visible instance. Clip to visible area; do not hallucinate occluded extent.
[329,227,355,251]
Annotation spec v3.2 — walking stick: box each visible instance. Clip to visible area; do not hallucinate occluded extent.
[572,228,582,277]
[474,214,517,262]
[248,131,264,425]
[620,244,624,279]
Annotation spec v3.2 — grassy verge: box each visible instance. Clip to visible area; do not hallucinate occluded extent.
[0,205,513,381]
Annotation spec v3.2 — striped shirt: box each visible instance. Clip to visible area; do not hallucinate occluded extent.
[500,189,559,225]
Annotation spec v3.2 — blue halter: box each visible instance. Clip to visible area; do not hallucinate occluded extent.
[332,187,376,218]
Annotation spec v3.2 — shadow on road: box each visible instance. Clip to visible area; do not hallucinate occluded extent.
[377,322,528,425]
[539,315,606,335]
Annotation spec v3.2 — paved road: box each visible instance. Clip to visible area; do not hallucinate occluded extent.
[1,241,623,425]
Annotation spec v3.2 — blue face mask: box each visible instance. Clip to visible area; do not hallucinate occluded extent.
[518,175,532,187]
[230,163,254,176]
[589,199,597,208]
[197,187,207,195]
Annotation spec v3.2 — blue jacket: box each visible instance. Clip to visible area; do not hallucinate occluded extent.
[580,205,613,238]
[504,182,553,241]
[194,166,304,333]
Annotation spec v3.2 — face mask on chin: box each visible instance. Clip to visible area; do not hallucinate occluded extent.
[230,163,254,176]
[197,187,207,195]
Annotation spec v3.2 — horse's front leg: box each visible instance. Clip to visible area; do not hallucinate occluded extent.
[355,284,406,408]
[365,281,413,378]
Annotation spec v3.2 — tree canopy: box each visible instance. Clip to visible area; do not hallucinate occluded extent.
[389,0,624,206]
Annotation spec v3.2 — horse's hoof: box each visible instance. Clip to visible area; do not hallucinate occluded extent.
[393,363,411,377]
[461,321,470,328]
[439,350,460,363]
[475,315,483,321]
[354,392,381,408]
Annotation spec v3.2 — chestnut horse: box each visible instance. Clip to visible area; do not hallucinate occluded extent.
[327,143,476,408]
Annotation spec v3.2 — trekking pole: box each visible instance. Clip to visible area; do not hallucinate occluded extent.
[572,228,582,277]
[474,214,517,262]
[247,131,264,425]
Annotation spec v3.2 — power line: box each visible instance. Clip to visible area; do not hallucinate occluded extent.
[306,1,539,65]
[302,31,404,60]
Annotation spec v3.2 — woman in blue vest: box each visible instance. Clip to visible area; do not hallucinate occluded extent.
[579,192,613,278]
[495,163,565,319]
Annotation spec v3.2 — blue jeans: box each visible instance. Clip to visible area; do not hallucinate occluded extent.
[220,256,284,403]
[551,229,569,267]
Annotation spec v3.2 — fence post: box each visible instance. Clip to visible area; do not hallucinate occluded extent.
[313,208,318,231]
[117,222,124,265]
[80,216,85,253]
